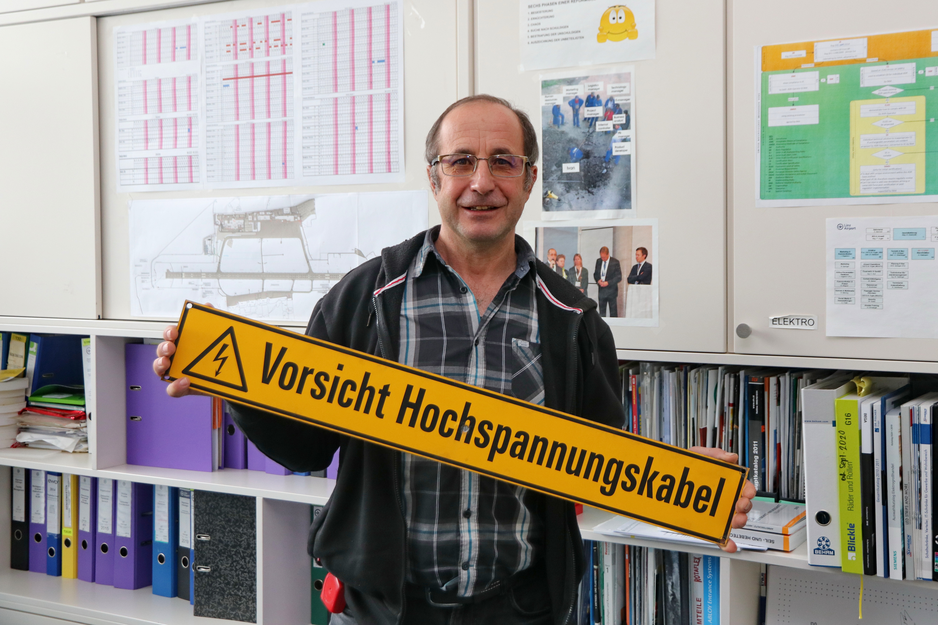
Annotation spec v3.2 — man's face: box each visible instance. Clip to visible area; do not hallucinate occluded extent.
[635,249,646,263]
[600,250,609,262]
[547,248,557,263]
[574,256,582,268]
[428,101,537,250]
[557,256,565,268]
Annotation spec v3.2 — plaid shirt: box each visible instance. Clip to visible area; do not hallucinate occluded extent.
[399,229,546,596]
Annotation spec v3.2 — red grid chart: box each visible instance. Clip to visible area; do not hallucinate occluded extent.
[300,3,401,177]
[204,11,295,184]
[203,12,293,64]
[116,22,200,189]
[116,24,196,68]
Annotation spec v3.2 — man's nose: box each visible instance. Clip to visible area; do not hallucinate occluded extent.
[469,158,497,193]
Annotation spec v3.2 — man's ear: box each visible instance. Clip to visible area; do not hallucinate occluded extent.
[427,165,438,195]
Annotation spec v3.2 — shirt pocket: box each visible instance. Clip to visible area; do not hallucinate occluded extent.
[511,338,545,405]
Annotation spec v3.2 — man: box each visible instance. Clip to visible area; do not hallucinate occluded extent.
[152,95,753,625]
[567,94,583,128]
[551,103,564,126]
[556,253,568,279]
[568,253,588,294]
[546,247,558,271]
[627,247,652,285]
[593,246,622,317]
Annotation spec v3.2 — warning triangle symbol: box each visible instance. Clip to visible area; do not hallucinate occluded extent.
[181,326,248,393]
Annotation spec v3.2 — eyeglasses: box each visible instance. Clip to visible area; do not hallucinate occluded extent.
[431,153,530,178]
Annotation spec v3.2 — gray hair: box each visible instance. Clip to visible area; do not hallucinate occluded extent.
[426,94,538,191]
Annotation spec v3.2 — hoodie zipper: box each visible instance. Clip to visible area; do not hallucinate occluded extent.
[374,293,410,624]
[563,312,585,624]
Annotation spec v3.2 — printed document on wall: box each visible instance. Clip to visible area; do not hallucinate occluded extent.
[115,18,201,192]
[539,67,635,219]
[520,1,655,72]
[128,191,427,323]
[827,216,938,338]
[114,0,404,192]
[757,28,938,207]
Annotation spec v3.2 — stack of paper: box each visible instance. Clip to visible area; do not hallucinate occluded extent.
[0,376,28,447]
[594,500,807,552]
[16,405,88,453]
[593,515,768,552]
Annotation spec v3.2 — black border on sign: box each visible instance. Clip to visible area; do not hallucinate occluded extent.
[165,301,748,544]
[181,325,248,392]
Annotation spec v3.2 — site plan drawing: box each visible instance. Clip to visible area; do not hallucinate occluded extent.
[757,28,938,207]
[115,0,403,192]
[826,215,938,338]
[129,191,427,322]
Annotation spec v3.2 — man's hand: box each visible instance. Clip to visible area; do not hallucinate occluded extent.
[152,324,206,398]
[689,446,756,554]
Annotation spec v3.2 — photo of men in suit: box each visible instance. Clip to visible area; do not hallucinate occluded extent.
[546,247,558,272]
[593,246,622,317]
[627,247,652,285]
[532,221,657,326]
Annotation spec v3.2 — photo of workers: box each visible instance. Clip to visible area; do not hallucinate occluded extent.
[540,69,635,220]
[526,219,658,327]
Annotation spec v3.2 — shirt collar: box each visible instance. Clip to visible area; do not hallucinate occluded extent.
[412,226,537,280]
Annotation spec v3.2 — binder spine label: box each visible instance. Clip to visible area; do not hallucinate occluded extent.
[63,476,72,530]
[98,479,113,535]
[116,480,132,539]
[47,474,60,535]
[12,467,25,523]
[155,485,170,544]
[179,490,191,549]
[79,476,92,533]
[31,470,45,524]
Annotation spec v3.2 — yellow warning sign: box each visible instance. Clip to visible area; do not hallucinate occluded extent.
[181,326,247,392]
[166,302,748,544]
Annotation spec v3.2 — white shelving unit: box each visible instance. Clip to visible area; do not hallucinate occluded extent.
[3,0,938,624]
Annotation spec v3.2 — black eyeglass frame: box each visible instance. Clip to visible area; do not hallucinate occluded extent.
[430,153,531,178]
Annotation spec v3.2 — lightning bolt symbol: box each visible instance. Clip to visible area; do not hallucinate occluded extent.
[213,343,229,376]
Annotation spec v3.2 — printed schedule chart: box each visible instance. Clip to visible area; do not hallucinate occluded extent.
[116,21,201,190]
[299,2,401,180]
[203,10,296,186]
[114,0,404,192]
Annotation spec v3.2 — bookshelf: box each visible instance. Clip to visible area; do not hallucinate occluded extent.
[3,0,938,624]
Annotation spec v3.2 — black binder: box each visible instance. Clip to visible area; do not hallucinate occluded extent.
[176,489,192,602]
[193,490,256,623]
[10,467,29,571]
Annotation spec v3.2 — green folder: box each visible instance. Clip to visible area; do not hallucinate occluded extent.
[27,384,85,409]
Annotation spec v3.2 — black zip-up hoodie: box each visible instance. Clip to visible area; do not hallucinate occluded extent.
[228,229,625,624]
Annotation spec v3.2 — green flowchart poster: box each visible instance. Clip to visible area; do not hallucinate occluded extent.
[757,29,938,207]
